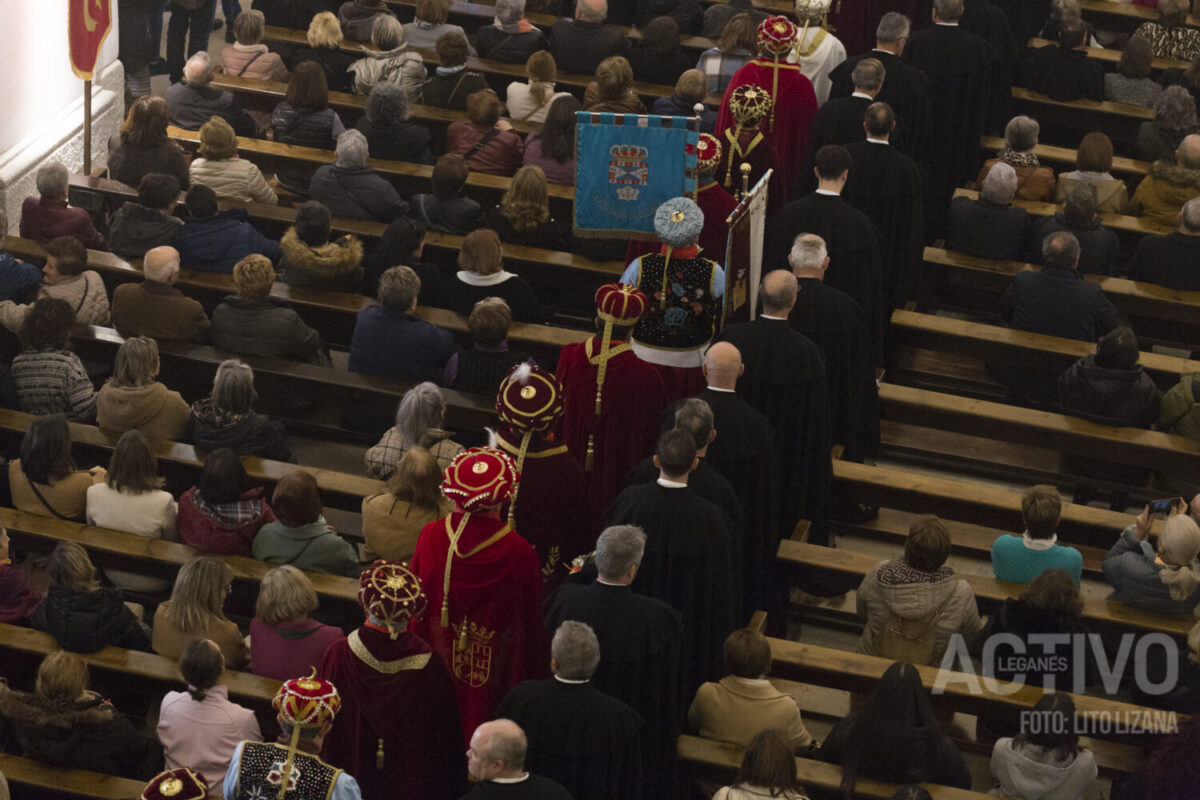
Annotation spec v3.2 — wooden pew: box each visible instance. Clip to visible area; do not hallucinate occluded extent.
[1079,0,1200,29]
[978,135,1150,177]
[1027,37,1187,71]
[0,753,147,800]
[1011,86,1150,152]
[952,188,1168,236]
[1012,87,1154,122]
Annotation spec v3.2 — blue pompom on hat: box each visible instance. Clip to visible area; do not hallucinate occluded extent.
[653,197,704,248]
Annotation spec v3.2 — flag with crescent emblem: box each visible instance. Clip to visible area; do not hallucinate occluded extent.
[69,0,113,81]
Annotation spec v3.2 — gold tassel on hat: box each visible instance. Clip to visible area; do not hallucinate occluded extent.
[505,431,533,526]
[723,126,741,190]
[441,512,471,627]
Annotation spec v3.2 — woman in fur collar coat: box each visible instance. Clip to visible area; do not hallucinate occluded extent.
[278,200,364,292]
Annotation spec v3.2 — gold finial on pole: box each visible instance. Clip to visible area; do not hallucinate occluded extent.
[740,163,752,198]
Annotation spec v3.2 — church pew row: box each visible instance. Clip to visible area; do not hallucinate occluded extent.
[676,735,994,800]
[978,135,1150,178]
[1079,0,1200,30]
[1011,87,1149,155]
[0,753,146,800]
[777,538,1192,637]
[1026,37,1187,72]
[952,188,1168,237]
[1012,87,1154,122]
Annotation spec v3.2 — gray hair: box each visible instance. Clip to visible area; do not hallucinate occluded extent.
[1049,0,1082,23]
[1042,230,1081,270]
[673,398,714,450]
[1004,115,1040,152]
[143,245,181,283]
[394,382,446,448]
[790,233,827,270]
[212,360,256,415]
[111,337,160,388]
[575,0,606,23]
[1183,197,1200,232]
[233,9,267,45]
[495,0,526,25]
[378,265,421,310]
[1160,0,1192,25]
[366,82,410,126]
[851,57,885,92]
[372,14,405,50]
[876,11,911,43]
[594,525,647,581]
[981,162,1018,204]
[551,621,601,680]
[335,129,370,168]
[1155,85,1198,133]
[183,51,214,85]
[933,0,964,21]
[36,162,69,200]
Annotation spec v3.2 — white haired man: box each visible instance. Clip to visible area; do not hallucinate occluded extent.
[946,161,1032,261]
[111,245,211,342]
[166,52,257,136]
[309,130,410,222]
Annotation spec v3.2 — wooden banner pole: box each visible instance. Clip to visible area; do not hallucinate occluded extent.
[83,79,93,176]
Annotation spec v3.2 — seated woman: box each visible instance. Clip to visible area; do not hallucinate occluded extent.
[688,628,813,752]
[420,31,489,110]
[1136,86,1199,164]
[946,163,1032,261]
[9,415,104,521]
[1059,326,1161,427]
[107,96,190,190]
[32,541,150,652]
[188,359,294,463]
[86,430,178,595]
[157,639,261,790]
[211,255,327,364]
[449,228,540,322]
[483,165,571,249]
[446,89,525,177]
[354,82,433,164]
[365,382,464,478]
[583,56,647,114]
[1053,132,1130,213]
[1132,0,1200,63]
[443,297,533,394]
[188,116,277,205]
[409,153,484,234]
[362,446,453,562]
[221,9,289,86]
[976,116,1057,202]
[348,15,424,99]
[250,564,345,680]
[153,556,249,669]
[363,217,449,303]
[0,526,42,624]
[1105,37,1161,108]
[403,0,474,52]
[178,448,276,556]
[628,17,692,88]
[11,299,97,422]
[652,69,718,133]
[1032,184,1121,275]
[712,729,812,800]
[817,662,972,790]
[522,95,580,186]
[0,650,160,779]
[96,337,190,440]
[989,694,1098,800]
[287,11,357,92]
[0,235,111,333]
[252,470,360,578]
[1103,503,1200,615]
[338,0,396,42]
[855,515,983,666]
[477,0,548,64]
[271,60,346,192]
[309,130,410,222]
[506,50,571,125]
[279,200,365,292]
[695,13,757,94]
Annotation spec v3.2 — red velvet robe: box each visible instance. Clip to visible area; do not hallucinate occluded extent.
[715,59,818,197]
[409,512,547,742]
[0,565,42,624]
[318,626,466,800]
[556,339,668,513]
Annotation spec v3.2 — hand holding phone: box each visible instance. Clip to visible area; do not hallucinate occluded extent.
[1150,497,1183,515]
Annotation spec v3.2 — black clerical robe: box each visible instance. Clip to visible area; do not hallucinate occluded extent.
[842,140,926,311]
[543,581,686,799]
[961,0,1017,129]
[717,318,832,547]
[993,0,1051,46]
[1018,45,1106,103]
[604,482,736,693]
[809,96,911,157]
[765,192,886,363]
[829,50,933,166]
[458,774,573,800]
[495,678,643,800]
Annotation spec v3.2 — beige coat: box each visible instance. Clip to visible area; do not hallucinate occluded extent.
[9,461,105,521]
[687,676,813,751]
[0,271,111,333]
[189,158,277,205]
[978,159,1057,202]
[1054,174,1130,214]
[1130,161,1200,229]
[361,494,452,562]
[152,604,249,670]
[96,381,190,441]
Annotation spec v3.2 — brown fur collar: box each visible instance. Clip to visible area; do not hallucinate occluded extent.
[0,683,115,728]
[280,229,364,277]
[1149,159,1200,188]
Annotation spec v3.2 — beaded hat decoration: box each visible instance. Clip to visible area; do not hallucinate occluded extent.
[142,769,208,800]
[654,196,704,249]
[271,670,342,800]
[358,560,427,637]
[495,363,564,523]
[757,15,798,54]
[587,283,648,464]
[441,447,519,512]
[696,133,722,172]
[729,84,772,126]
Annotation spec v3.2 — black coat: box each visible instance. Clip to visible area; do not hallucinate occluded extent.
[482,207,572,251]
[829,50,933,163]
[31,586,151,653]
[108,141,191,191]
[309,164,410,223]
[1019,45,1105,102]
[448,274,541,323]
[188,400,294,463]
[627,44,692,89]
[1058,354,1161,428]
[946,196,1032,262]
[818,716,971,790]
[419,70,490,111]
[634,0,702,34]
[1000,267,1121,343]
[354,116,433,164]
[410,194,484,235]
[288,46,357,93]
[1032,213,1121,276]
[253,0,339,30]
[549,20,631,77]
[476,27,549,65]
[1127,232,1200,290]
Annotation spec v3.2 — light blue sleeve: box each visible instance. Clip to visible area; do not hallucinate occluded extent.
[333,772,364,800]
[619,261,640,286]
[224,742,245,800]
[712,265,725,299]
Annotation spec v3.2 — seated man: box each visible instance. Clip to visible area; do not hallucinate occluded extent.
[166,52,257,137]
[1031,184,1120,276]
[409,154,483,235]
[348,265,456,383]
[112,245,211,342]
[477,0,548,64]
[1130,133,1200,228]
[108,173,184,259]
[688,627,813,753]
[991,484,1084,585]
[549,0,630,77]
[1128,196,1200,290]
[173,185,281,273]
[0,207,46,303]
[20,161,109,251]
[309,130,410,223]
[462,719,572,800]
[946,162,1032,261]
[1001,231,1119,343]
[1018,19,1104,102]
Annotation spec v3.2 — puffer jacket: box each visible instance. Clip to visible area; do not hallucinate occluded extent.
[96,381,191,440]
[187,398,294,462]
[354,116,433,164]
[989,738,1098,800]
[189,158,278,205]
[173,209,282,273]
[348,45,426,100]
[177,486,276,556]
[1129,160,1200,229]
[337,0,396,41]
[0,270,111,333]
[278,228,364,291]
[108,204,184,259]
[0,685,161,780]
[856,559,984,666]
[210,296,326,364]
[220,43,290,83]
[309,164,409,222]
[1058,355,1162,428]
[31,585,152,653]
[1160,373,1200,438]
[271,103,341,151]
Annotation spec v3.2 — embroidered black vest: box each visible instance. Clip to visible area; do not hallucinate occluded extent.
[235,741,342,800]
[631,253,720,351]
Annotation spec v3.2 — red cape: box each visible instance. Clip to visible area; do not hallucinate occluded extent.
[556,339,668,513]
[409,512,548,741]
[715,58,818,197]
[319,627,466,799]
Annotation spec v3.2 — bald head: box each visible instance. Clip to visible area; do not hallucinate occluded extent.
[468,719,527,781]
[183,52,214,86]
[143,246,181,284]
[703,341,743,390]
[761,269,798,315]
[1178,134,1200,170]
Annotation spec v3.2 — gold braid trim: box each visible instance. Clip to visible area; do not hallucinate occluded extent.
[495,436,568,460]
[277,726,302,800]
[770,54,779,132]
[659,247,675,311]
[440,514,511,627]
[348,630,432,674]
[505,431,532,525]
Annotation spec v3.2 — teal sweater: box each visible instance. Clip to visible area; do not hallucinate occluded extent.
[251,518,361,578]
[990,534,1083,585]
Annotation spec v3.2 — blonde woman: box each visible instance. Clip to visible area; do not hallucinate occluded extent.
[211,255,327,364]
[583,56,646,113]
[188,116,277,205]
[153,556,249,669]
[249,565,345,680]
[362,446,453,561]
[505,50,571,125]
[448,228,540,322]
[483,165,571,249]
[348,15,425,101]
[1104,503,1200,615]
[96,337,190,440]
[288,11,357,92]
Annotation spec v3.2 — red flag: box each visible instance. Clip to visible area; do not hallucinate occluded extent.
[68,0,113,81]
